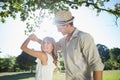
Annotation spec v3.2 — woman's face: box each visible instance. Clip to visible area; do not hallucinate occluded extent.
[42,40,53,54]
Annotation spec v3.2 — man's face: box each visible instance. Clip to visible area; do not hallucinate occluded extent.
[56,24,68,35]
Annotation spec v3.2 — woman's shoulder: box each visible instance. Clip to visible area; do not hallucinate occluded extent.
[35,51,47,59]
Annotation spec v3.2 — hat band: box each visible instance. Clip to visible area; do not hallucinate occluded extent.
[55,17,74,24]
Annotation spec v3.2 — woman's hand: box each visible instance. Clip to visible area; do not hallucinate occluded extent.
[29,34,38,42]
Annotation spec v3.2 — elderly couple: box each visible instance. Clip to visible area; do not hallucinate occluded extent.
[21,11,104,80]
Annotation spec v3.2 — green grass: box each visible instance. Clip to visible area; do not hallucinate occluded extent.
[0,72,35,80]
[0,70,120,80]
[53,72,65,80]
[103,70,120,80]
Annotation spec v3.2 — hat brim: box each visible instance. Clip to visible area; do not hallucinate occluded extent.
[53,16,74,25]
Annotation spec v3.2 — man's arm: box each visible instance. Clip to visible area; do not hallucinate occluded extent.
[80,33,104,80]
[93,71,103,80]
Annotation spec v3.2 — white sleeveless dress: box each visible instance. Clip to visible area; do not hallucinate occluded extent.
[35,53,55,80]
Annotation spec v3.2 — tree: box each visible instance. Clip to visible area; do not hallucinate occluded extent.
[16,51,36,72]
[0,56,16,72]
[0,0,120,34]
[0,58,9,72]
[96,44,110,63]
[108,48,120,70]
[109,48,120,62]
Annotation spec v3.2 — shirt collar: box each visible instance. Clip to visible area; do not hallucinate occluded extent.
[69,28,79,41]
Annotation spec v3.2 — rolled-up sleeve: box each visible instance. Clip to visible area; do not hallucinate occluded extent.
[81,33,104,71]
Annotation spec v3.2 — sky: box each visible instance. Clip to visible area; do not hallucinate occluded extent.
[0,1,120,57]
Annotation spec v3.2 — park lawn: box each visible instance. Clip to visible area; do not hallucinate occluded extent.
[0,70,120,80]
[103,70,120,80]
[53,70,120,80]
[53,71,65,80]
[0,72,35,80]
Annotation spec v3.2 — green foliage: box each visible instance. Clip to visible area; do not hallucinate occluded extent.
[97,44,110,63]
[0,56,16,72]
[58,51,65,71]
[104,60,112,70]
[16,51,36,72]
[16,51,36,66]
[104,48,120,70]
[97,44,120,70]
[109,48,120,62]
[0,0,120,34]
[59,60,65,70]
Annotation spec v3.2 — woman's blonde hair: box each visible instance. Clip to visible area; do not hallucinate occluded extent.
[41,37,58,66]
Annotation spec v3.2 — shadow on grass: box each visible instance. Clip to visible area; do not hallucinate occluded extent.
[0,72,35,80]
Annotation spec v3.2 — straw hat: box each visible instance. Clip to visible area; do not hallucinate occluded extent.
[54,11,74,25]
